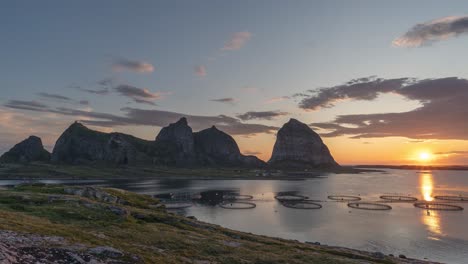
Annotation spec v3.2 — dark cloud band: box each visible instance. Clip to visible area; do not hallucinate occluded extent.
[301,77,468,140]
[393,16,468,47]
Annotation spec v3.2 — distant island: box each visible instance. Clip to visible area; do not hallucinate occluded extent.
[356,164,468,171]
[0,118,338,170]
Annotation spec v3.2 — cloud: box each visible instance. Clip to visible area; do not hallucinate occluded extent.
[210,97,236,105]
[3,102,277,136]
[265,96,290,104]
[434,151,468,156]
[4,100,49,111]
[236,110,289,121]
[75,86,110,95]
[194,65,207,77]
[393,16,468,47]
[301,77,468,140]
[114,84,161,105]
[112,58,155,73]
[38,92,89,106]
[38,92,72,101]
[298,77,409,110]
[242,150,262,155]
[0,108,71,154]
[221,31,252,51]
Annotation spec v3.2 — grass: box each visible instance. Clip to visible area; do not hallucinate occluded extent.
[0,162,368,181]
[0,184,402,263]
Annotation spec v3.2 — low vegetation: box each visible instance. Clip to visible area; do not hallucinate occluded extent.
[0,162,368,180]
[0,184,426,263]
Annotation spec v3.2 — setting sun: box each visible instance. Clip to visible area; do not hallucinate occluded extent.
[418,152,432,162]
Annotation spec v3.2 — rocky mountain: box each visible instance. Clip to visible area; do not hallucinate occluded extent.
[0,136,51,163]
[194,126,266,167]
[47,119,265,167]
[269,119,338,168]
[51,122,154,165]
[154,117,196,166]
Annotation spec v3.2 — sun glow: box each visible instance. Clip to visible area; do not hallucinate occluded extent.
[418,151,432,162]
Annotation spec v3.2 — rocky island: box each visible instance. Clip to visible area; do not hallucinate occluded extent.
[1,118,336,170]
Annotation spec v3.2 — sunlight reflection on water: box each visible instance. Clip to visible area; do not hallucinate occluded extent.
[420,171,434,201]
[419,171,441,236]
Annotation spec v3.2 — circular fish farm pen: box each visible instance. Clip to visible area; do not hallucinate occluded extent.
[379,195,418,202]
[347,202,392,210]
[434,195,468,202]
[281,200,322,210]
[219,201,256,209]
[414,202,464,211]
[328,195,361,202]
[163,202,193,209]
[222,194,254,201]
[274,194,308,202]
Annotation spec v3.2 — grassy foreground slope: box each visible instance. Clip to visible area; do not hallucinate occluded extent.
[0,185,434,264]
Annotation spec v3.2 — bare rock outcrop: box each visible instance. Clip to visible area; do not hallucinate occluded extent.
[268,119,338,168]
[51,122,153,165]
[154,117,196,166]
[0,136,50,163]
[194,126,266,167]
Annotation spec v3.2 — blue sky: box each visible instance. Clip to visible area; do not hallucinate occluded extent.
[2,1,468,164]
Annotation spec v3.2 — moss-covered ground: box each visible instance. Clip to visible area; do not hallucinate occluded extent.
[0,184,417,264]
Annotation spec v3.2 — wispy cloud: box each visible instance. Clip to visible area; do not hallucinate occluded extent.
[194,65,207,77]
[210,97,236,105]
[434,151,468,156]
[242,150,262,156]
[4,100,49,111]
[74,86,110,95]
[38,92,89,106]
[2,101,278,136]
[298,77,468,140]
[393,16,468,47]
[38,92,72,101]
[221,31,252,51]
[265,96,290,104]
[114,84,161,105]
[236,110,289,121]
[112,58,155,73]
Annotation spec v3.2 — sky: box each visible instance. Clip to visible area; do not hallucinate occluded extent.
[1,1,468,165]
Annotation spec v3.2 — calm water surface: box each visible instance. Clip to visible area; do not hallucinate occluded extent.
[2,169,468,263]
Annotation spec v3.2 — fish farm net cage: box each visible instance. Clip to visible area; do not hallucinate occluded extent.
[414,202,464,211]
[222,194,254,201]
[379,195,418,202]
[219,201,256,209]
[347,202,392,210]
[434,195,468,202]
[328,195,361,202]
[281,200,322,210]
[274,194,308,202]
[163,202,193,209]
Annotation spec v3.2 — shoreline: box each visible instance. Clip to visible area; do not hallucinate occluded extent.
[0,184,439,263]
[0,163,381,181]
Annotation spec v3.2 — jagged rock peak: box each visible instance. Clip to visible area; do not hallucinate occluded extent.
[154,117,196,165]
[0,136,51,163]
[269,118,338,168]
[176,117,188,125]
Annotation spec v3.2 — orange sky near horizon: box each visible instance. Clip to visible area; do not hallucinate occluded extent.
[235,134,468,165]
